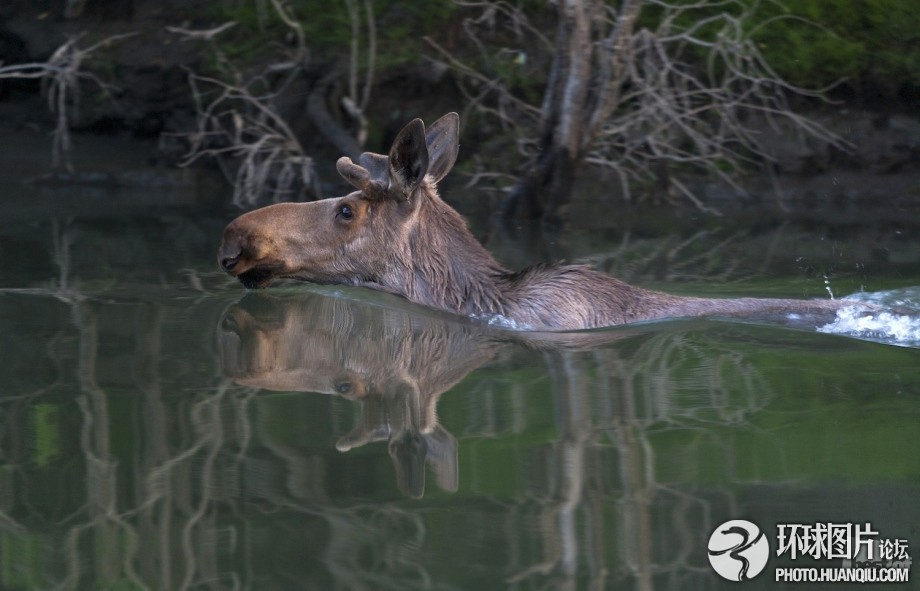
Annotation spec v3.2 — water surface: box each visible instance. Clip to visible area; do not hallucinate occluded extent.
[1,150,919,590]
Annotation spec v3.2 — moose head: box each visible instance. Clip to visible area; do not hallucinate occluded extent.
[217,113,464,291]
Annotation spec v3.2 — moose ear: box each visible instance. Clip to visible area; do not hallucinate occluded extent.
[425,112,459,183]
[388,118,429,197]
[425,424,458,493]
[389,430,428,499]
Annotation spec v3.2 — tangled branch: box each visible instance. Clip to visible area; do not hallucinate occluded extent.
[172,0,378,206]
[179,72,315,206]
[585,0,849,202]
[169,5,317,207]
[0,33,134,170]
[431,0,849,211]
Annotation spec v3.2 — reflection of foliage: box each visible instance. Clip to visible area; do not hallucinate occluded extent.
[2,307,919,588]
[1,534,49,589]
[482,330,777,588]
[31,404,61,468]
[576,228,754,285]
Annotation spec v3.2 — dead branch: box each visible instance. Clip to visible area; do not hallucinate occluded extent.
[172,0,378,204]
[166,21,238,41]
[178,72,315,206]
[269,0,307,63]
[343,0,376,147]
[0,33,134,170]
[168,5,318,205]
[434,0,849,215]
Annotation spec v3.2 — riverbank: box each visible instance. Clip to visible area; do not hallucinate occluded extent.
[2,0,918,214]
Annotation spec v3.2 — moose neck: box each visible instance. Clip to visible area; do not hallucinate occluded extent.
[377,187,509,318]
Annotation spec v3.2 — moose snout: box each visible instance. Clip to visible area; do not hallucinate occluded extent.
[218,203,305,289]
[217,222,280,289]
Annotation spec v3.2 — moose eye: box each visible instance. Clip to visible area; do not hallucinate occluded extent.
[338,204,354,221]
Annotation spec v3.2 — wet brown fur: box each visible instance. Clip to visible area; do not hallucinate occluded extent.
[219,113,855,332]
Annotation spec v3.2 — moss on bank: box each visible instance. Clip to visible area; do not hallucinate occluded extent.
[748,0,920,102]
[197,0,918,105]
[210,0,456,71]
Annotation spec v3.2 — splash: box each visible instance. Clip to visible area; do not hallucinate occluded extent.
[471,312,531,331]
[817,288,920,347]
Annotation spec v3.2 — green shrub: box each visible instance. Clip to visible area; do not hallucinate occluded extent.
[212,0,457,70]
[748,0,920,98]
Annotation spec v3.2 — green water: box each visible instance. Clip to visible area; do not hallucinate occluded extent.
[1,170,919,589]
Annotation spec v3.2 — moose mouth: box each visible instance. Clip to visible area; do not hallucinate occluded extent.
[237,267,277,289]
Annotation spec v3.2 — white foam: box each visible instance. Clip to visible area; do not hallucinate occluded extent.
[818,290,920,347]
[471,312,531,331]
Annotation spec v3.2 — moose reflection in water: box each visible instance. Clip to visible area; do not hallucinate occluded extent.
[219,290,502,497]
[215,287,789,587]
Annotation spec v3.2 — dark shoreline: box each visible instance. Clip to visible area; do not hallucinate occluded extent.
[2,1,919,214]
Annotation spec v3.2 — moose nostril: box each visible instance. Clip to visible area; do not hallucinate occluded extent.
[221,313,240,334]
[218,238,243,273]
[221,254,240,272]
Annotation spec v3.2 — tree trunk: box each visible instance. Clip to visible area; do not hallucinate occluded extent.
[501,0,642,224]
[500,145,579,225]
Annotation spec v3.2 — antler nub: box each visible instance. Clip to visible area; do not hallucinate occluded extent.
[336,156,370,190]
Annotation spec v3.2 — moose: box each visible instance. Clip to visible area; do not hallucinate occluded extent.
[218,113,868,331]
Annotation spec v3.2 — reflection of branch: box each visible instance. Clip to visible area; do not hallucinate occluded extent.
[575,228,752,285]
[67,301,146,590]
[286,504,434,591]
[509,328,775,587]
[179,381,229,590]
[508,351,594,589]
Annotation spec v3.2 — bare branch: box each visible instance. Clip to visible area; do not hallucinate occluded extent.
[169,0,334,205]
[166,21,238,41]
[269,0,307,63]
[424,35,542,123]
[0,33,134,170]
[436,0,849,214]
[175,71,314,206]
[342,0,376,147]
